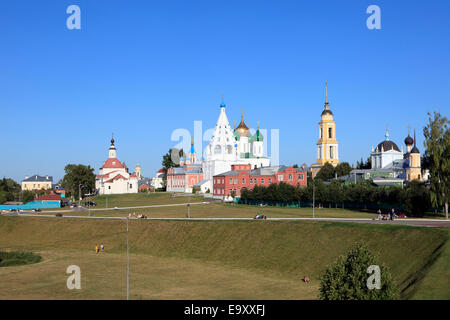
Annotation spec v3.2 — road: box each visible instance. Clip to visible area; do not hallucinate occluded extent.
[4,213,450,228]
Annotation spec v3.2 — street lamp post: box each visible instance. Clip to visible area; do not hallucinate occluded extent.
[78,184,83,207]
[126,217,129,300]
[313,180,315,218]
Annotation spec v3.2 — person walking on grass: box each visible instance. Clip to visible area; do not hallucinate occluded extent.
[95,245,99,254]
[100,243,104,252]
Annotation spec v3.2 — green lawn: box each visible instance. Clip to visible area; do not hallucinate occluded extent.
[0,216,448,299]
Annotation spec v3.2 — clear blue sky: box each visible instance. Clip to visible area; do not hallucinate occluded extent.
[0,0,449,183]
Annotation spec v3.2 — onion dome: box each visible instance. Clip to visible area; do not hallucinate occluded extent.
[236,109,250,137]
[404,127,413,145]
[321,80,333,116]
[254,121,263,141]
[110,133,116,148]
[404,135,413,146]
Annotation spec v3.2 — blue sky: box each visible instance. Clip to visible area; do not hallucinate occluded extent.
[0,0,449,182]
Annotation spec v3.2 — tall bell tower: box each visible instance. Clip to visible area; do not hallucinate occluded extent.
[311,81,339,177]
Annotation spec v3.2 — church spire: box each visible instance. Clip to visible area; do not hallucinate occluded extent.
[324,80,330,110]
[385,125,390,141]
[220,94,226,108]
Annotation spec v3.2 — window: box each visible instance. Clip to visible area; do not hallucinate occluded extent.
[261,179,265,184]
[250,179,253,184]
[215,145,221,154]
[268,178,272,184]
[329,127,333,138]
[320,128,323,139]
[234,179,237,184]
[108,186,111,190]
[242,178,245,184]
[278,175,283,181]
[299,174,304,181]
[330,146,334,159]
[288,174,293,181]
[230,178,233,184]
[130,184,132,188]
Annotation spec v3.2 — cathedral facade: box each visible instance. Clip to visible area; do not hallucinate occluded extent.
[95,137,139,195]
[199,100,271,193]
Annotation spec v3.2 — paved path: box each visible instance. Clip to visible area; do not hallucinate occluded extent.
[5,214,450,228]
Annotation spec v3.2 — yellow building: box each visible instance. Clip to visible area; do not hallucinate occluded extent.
[406,130,423,181]
[21,175,53,191]
[311,81,339,178]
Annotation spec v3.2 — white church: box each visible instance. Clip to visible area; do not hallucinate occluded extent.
[95,137,139,195]
[196,100,271,193]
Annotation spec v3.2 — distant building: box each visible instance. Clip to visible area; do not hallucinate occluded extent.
[21,175,53,191]
[213,164,307,198]
[342,127,424,187]
[138,178,153,192]
[151,169,164,189]
[311,81,339,177]
[167,141,204,193]
[95,136,139,195]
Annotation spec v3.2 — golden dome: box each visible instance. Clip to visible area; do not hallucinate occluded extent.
[236,109,250,137]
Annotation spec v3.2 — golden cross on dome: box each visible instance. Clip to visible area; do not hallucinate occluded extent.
[241,109,244,120]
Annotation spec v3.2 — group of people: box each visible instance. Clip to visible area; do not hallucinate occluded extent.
[254,213,267,220]
[128,212,148,219]
[377,208,407,221]
[95,243,105,254]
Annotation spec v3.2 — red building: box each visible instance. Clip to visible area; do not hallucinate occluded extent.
[213,164,307,198]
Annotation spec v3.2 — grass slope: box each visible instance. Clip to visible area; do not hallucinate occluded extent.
[0,216,447,299]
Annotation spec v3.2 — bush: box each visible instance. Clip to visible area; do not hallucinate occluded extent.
[0,251,42,267]
[319,243,398,300]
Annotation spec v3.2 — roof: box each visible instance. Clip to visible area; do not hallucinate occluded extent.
[35,194,61,201]
[376,140,401,152]
[104,174,128,183]
[22,175,53,183]
[215,165,306,177]
[404,135,414,145]
[194,180,210,187]
[101,158,124,169]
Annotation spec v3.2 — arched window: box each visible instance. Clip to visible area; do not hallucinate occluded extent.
[227,145,232,154]
[215,145,221,154]
[328,128,333,138]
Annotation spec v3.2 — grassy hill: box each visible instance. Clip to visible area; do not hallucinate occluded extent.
[0,216,448,299]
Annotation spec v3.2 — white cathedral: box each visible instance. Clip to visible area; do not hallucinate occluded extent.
[196,100,271,193]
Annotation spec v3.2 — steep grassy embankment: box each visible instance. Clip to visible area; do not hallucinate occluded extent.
[0,216,447,299]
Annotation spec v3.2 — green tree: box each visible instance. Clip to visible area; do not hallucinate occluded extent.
[61,164,95,200]
[423,111,450,219]
[403,181,430,217]
[335,162,353,177]
[0,178,20,203]
[316,163,336,181]
[22,190,35,203]
[161,148,181,188]
[319,243,398,300]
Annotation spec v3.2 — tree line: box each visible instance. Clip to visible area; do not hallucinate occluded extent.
[239,179,433,217]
